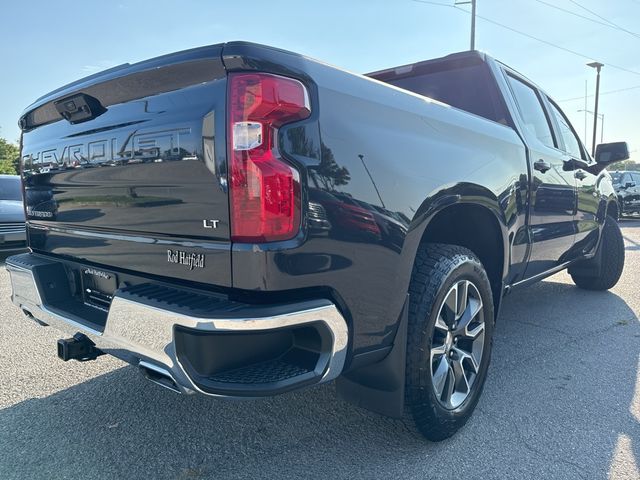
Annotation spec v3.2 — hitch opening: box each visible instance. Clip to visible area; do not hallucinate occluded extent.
[57,333,104,362]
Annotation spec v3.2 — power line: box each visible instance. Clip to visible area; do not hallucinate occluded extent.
[412,0,452,6]
[531,0,619,30]
[459,8,640,76]
[412,0,640,76]
[566,0,640,39]
[558,84,640,102]
[531,0,640,38]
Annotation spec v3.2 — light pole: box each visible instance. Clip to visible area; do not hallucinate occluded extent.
[584,80,588,143]
[578,110,605,144]
[587,61,604,155]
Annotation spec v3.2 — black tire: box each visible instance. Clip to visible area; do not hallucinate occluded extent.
[405,243,495,441]
[569,216,625,291]
[616,197,624,221]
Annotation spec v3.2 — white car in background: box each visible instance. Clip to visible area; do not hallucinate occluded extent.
[0,175,26,251]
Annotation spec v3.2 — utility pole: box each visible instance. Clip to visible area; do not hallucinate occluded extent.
[587,61,604,155]
[471,0,476,50]
[456,0,477,50]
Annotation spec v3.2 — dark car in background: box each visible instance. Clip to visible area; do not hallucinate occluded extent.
[611,171,640,217]
[0,175,26,251]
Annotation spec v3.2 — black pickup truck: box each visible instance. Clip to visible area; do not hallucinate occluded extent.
[8,42,628,441]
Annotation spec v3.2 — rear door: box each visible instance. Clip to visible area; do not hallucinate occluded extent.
[503,71,578,278]
[20,46,231,286]
[545,98,600,254]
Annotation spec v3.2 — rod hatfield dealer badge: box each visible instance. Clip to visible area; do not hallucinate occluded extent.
[167,249,205,270]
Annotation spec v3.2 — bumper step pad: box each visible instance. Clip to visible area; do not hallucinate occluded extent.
[209,359,312,385]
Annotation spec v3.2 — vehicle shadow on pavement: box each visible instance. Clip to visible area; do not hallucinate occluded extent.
[621,220,640,251]
[620,218,640,230]
[490,277,640,479]
[0,279,638,479]
[623,233,640,252]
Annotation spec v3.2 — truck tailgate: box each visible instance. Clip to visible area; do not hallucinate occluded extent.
[20,45,231,286]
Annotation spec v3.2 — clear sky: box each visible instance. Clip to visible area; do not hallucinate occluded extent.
[1,0,639,159]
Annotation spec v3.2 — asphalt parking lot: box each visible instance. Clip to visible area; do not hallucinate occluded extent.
[1,221,639,480]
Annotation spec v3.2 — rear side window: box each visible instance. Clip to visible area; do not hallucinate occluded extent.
[506,75,555,148]
[383,63,508,124]
[548,101,585,159]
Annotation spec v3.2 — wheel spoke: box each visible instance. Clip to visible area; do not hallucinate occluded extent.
[456,280,469,319]
[432,356,450,399]
[435,314,449,332]
[453,346,479,373]
[455,297,483,338]
[431,342,446,360]
[451,357,470,394]
[443,366,455,406]
[442,285,458,327]
[466,321,485,340]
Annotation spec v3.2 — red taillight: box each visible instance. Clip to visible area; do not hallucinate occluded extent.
[228,73,311,243]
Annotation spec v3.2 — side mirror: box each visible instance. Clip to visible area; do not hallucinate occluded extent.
[595,142,630,164]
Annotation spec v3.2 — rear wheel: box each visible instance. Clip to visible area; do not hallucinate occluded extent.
[569,216,625,291]
[405,244,494,441]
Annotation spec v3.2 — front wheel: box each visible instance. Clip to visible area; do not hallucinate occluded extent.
[405,244,495,441]
[569,216,625,291]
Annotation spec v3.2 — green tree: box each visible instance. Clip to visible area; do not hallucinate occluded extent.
[609,159,640,172]
[0,137,20,175]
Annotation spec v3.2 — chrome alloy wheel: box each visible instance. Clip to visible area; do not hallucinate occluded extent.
[430,279,485,410]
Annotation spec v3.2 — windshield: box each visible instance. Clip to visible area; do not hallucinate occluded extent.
[610,172,623,185]
[0,177,23,201]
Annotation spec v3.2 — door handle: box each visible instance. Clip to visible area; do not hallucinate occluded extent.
[534,159,551,173]
[575,170,587,181]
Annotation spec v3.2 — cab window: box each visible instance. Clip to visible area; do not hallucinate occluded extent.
[506,75,556,149]
[547,100,585,160]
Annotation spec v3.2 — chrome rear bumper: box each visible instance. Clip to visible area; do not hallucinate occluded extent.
[7,253,349,397]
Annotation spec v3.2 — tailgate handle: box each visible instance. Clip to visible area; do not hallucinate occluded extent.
[54,93,107,124]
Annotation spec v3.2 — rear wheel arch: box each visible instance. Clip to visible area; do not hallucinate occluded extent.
[409,200,508,318]
[336,198,509,420]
